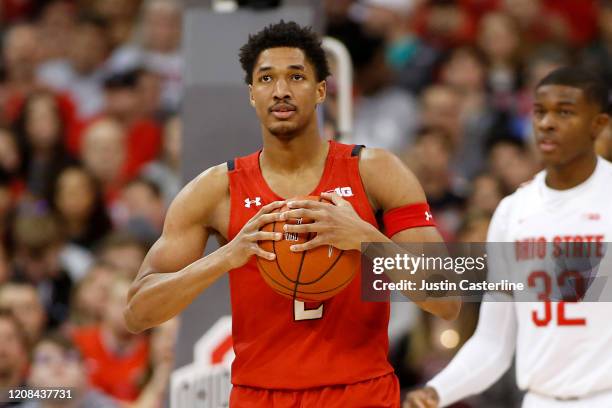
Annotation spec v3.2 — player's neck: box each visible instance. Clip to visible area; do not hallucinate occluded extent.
[545,152,598,190]
[260,123,328,173]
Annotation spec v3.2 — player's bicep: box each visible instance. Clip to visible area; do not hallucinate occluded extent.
[135,167,225,280]
[359,148,442,241]
[139,223,209,280]
[359,147,427,211]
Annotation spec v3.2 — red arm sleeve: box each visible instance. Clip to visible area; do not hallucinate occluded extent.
[382,202,436,238]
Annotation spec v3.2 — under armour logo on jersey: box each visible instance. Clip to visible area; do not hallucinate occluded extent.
[425,211,433,221]
[325,187,354,197]
[244,197,262,208]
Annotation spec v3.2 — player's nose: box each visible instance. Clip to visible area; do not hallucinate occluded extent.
[273,78,291,100]
[537,112,557,132]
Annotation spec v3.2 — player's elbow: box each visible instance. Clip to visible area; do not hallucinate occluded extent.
[123,283,153,334]
[124,303,147,334]
[124,300,158,334]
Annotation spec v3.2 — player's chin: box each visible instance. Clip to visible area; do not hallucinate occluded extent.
[268,123,299,138]
[537,149,564,166]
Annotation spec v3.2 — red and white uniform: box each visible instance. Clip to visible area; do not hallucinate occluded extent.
[226,141,395,393]
[429,157,612,407]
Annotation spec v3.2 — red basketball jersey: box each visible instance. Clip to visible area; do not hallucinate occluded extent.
[226,140,394,389]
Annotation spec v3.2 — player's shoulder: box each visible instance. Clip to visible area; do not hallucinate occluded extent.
[166,162,229,225]
[358,147,410,177]
[357,147,425,208]
[492,171,543,216]
[187,162,230,198]
[597,156,612,176]
[507,169,545,200]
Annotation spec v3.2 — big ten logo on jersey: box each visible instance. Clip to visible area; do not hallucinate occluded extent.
[325,187,354,197]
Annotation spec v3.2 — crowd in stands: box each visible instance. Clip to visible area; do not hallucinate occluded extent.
[0,0,180,406]
[0,0,610,407]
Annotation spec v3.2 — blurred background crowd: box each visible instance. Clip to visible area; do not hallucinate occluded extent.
[0,0,610,407]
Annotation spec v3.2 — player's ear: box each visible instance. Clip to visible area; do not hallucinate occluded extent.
[248,84,255,108]
[592,113,610,139]
[315,80,326,105]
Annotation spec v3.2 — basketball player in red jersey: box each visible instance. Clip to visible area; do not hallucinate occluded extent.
[125,21,460,407]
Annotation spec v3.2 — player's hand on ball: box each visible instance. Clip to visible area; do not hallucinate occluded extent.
[282,192,374,252]
[403,387,440,408]
[225,200,285,269]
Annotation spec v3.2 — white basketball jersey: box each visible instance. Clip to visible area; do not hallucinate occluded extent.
[488,157,612,398]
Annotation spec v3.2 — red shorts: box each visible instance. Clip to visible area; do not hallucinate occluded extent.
[229,372,400,408]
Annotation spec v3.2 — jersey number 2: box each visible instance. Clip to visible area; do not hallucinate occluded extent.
[294,300,323,321]
[528,270,586,327]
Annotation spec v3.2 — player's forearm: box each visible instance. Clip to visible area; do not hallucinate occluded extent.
[361,227,461,320]
[124,246,233,333]
[427,298,516,406]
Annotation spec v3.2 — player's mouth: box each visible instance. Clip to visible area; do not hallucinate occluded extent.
[537,138,559,153]
[270,103,297,119]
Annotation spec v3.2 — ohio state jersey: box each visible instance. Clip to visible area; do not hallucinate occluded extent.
[226,140,394,389]
[488,157,612,398]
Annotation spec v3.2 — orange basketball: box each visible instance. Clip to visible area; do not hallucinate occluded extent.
[257,195,360,302]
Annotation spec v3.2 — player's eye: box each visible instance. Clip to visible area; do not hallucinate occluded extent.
[559,110,573,117]
[260,75,272,82]
[291,74,304,81]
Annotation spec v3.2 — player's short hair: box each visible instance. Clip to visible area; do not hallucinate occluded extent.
[536,67,610,113]
[239,20,330,85]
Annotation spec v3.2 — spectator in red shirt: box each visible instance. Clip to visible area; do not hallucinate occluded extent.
[69,70,161,181]
[72,274,150,403]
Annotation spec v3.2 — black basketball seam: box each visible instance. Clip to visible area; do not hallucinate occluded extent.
[292,195,325,298]
[296,195,343,285]
[258,197,356,302]
[257,256,356,296]
[297,268,356,295]
[292,231,313,299]
[272,219,298,283]
[296,250,343,285]
[256,257,301,294]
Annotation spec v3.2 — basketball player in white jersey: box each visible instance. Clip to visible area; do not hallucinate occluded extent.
[405,67,612,408]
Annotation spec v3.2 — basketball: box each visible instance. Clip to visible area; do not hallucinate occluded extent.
[257,195,360,302]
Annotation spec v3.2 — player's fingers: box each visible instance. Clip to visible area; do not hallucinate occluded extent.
[403,393,425,408]
[283,222,319,234]
[257,200,286,216]
[252,244,276,261]
[281,208,319,221]
[286,199,328,210]
[253,212,284,228]
[289,236,325,252]
[321,191,347,206]
[252,231,283,242]
[410,398,427,408]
